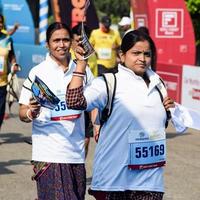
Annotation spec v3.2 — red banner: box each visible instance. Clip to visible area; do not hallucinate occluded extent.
[157,63,183,103]
[131,0,196,66]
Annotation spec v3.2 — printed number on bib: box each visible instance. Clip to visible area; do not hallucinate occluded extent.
[97,48,112,59]
[128,129,166,170]
[0,56,4,73]
[51,95,81,121]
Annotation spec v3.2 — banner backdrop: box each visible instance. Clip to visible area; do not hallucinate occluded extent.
[14,44,47,78]
[157,63,183,103]
[0,0,35,44]
[130,0,196,66]
[58,0,99,29]
[182,65,200,112]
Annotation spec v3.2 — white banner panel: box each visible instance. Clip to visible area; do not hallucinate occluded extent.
[182,65,200,112]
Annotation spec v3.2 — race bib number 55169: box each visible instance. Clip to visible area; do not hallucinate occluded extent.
[128,129,166,170]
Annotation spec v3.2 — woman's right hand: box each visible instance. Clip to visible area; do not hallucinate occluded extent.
[28,97,41,119]
[19,98,41,123]
[73,36,86,61]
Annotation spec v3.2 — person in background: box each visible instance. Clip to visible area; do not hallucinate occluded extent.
[0,14,19,130]
[66,30,175,200]
[18,22,94,200]
[89,15,121,76]
[0,14,19,36]
[118,16,132,36]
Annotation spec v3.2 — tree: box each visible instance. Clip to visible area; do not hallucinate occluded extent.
[185,0,200,45]
[93,0,130,23]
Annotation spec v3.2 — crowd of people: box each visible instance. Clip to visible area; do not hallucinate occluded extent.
[1,12,194,200]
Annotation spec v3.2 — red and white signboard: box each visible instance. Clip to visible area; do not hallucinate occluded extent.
[157,63,183,103]
[182,65,200,112]
[158,72,180,101]
[130,0,196,66]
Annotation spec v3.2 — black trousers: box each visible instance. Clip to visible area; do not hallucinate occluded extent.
[0,85,7,128]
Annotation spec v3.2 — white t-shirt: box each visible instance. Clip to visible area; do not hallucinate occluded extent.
[19,55,94,163]
[84,64,167,192]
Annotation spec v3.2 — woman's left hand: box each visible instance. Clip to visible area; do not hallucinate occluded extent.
[163,96,175,111]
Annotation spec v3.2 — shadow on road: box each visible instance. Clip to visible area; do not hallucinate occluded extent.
[0,159,30,175]
[0,132,31,145]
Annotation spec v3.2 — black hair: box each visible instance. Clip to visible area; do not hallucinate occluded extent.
[71,22,91,38]
[46,22,72,43]
[121,30,157,71]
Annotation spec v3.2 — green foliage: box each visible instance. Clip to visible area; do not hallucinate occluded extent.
[185,0,200,14]
[185,0,200,45]
[94,0,130,23]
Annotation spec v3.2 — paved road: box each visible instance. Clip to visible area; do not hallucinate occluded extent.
[0,100,200,200]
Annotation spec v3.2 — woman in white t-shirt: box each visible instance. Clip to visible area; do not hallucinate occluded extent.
[19,22,94,200]
[66,30,175,200]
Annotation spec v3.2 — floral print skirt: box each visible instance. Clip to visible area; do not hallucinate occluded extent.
[32,162,86,200]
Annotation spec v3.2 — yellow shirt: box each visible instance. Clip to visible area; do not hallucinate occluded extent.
[89,28,121,69]
[1,29,8,35]
[0,33,11,86]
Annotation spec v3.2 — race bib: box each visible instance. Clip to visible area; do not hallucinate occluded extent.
[0,56,4,73]
[128,129,166,170]
[97,48,112,59]
[50,95,81,121]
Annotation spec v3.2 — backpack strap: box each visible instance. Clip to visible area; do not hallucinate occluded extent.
[100,73,117,126]
[155,78,171,128]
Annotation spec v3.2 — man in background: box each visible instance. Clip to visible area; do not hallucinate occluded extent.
[118,16,132,36]
[89,16,121,75]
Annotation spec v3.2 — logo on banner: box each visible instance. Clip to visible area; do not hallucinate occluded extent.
[156,9,184,38]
